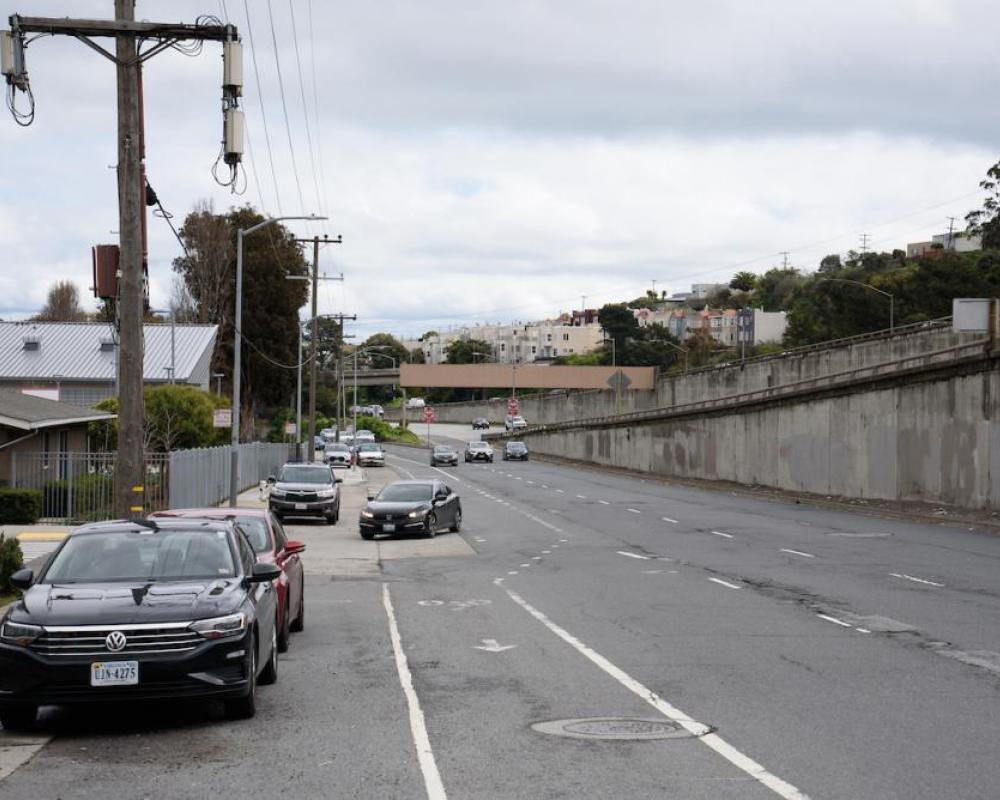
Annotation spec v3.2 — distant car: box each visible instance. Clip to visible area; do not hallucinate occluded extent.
[406,397,426,409]
[430,444,459,467]
[354,430,376,444]
[464,441,494,463]
[313,435,325,450]
[505,415,527,431]
[472,418,490,430]
[267,463,342,524]
[355,442,385,467]
[359,480,461,540]
[503,441,529,461]
[325,442,353,468]
[0,517,281,728]
[151,507,306,654]
[369,405,385,418]
[340,433,354,446]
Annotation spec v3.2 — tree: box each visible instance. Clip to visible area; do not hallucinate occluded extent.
[90,386,221,453]
[626,291,659,310]
[966,160,1000,249]
[597,303,638,353]
[729,271,757,292]
[35,281,87,321]
[751,267,805,311]
[359,332,410,367]
[818,254,842,273]
[409,347,426,364]
[444,338,493,364]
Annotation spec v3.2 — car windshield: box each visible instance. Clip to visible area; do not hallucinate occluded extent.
[326,444,350,453]
[377,484,434,502]
[358,443,381,452]
[470,442,489,449]
[278,466,332,484]
[434,446,454,453]
[44,529,237,583]
[508,443,526,450]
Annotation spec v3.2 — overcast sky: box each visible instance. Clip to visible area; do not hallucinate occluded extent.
[1,0,997,338]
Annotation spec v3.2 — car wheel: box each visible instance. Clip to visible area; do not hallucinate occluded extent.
[290,580,305,632]
[0,704,37,731]
[360,529,375,540]
[425,513,437,538]
[450,508,462,533]
[259,619,279,685]
[277,597,291,653]
[225,632,257,720]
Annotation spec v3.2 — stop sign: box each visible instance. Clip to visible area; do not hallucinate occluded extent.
[507,397,519,415]
[423,406,435,423]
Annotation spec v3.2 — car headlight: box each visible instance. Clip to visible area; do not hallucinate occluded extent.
[408,505,430,518]
[189,613,247,640]
[0,620,43,647]
[361,510,375,519]
[270,488,286,498]
[316,488,336,498]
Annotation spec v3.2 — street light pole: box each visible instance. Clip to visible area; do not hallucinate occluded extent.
[818,278,895,333]
[229,214,326,508]
[296,323,304,461]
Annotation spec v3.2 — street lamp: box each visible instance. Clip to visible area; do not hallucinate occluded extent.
[663,340,689,373]
[818,278,894,332]
[229,214,327,507]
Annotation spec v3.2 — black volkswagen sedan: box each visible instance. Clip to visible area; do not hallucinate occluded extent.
[503,441,530,461]
[359,480,461,540]
[0,518,281,729]
[430,444,459,467]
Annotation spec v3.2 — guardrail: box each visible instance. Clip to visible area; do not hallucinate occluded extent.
[510,337,993,436]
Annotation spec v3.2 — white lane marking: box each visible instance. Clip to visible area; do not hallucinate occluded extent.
[817,614,852,628]
[708,577,742,590]
[507,571,518,575]
[387,452,466,485]
[780,548,815,559]
[382,584,447,800]
[890,572,944,588]
[542,550,551,554]
[520,563,530,567]
[526,480,535,485]
[496,580,810,800]
[598,500,610,505]
[616,551,650,560]
[576,494,587,499]
[856,628,872,634]
[662,517,678,524]
[532,556,542,560]
[472,638,516,653]
[710,530,734,539]
[556,489,564,493]
[506,473,514,478]
[627,508,641,514]
[541,484,549,489]
[559,538,567,543]
[515,476,523,481]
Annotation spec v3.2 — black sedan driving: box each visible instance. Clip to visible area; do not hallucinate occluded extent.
[472,418,490,430]
[359,480,461,540]
[503,441,530,461]
[0,518,281,729]
[430,444,459,467]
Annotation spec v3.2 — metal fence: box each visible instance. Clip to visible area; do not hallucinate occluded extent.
[9,443,294,523]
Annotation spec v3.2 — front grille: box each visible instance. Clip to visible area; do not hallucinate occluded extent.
[284,491,318,502]
[374,513,415,523]
[31,624,202,658]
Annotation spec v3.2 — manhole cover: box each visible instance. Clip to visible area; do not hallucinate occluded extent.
[531,717,700,741]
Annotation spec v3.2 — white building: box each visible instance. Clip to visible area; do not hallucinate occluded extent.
[406,319,605,365]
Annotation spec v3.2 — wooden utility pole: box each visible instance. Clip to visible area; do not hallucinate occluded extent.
[5,6,238,516]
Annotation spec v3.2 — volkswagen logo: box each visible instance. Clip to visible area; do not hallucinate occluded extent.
[105,631,127,652]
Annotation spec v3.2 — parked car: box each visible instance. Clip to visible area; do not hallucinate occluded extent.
[472,418,490,430]
[369,405,385,418]
[464,441,494,463]
[313,435,324,450]
[151,508,305,653]
[355,442,385,467]
[0,517,281,729]
[267,463,342,524]
[354,430,376,444]
[503,441,529,461]
[430,444,459,467]
[406,397,426,409]
[505,415,527,431]
[359,480,461,540]
[324,442,353,468]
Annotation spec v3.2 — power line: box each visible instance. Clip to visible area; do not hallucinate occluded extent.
[287,0,325,226]
[308,0,333,227]
[241,0,283,214]
[265,0,306,214]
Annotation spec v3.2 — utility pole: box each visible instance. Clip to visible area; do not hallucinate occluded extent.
[5,6,239,518]
[946,216,957,250]
[860,233,871,256]
[779,251,790,269]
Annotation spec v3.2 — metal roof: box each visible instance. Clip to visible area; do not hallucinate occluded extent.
[0,389,116,430]
[0,322,217,383]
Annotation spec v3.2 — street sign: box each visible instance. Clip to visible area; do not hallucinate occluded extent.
[213,408,232,428]
[606,369,632,392]
[284,422,297,436]
[423,406,436,423]
[507,397,519,415]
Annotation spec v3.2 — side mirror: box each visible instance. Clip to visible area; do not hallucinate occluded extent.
[11,569,33,591]
[367,492,376,501]
[248,562,282,584]
[266,475,276,484]
[335,476,343,483]
[284,540,306,556]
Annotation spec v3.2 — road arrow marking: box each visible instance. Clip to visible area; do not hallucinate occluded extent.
[473,639,517,653]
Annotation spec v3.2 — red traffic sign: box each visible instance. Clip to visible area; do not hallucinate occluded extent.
[423,406,435,423]
[507,397,519,415]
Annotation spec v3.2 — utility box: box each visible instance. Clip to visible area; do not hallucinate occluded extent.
[223,40,243,95]
[223,108,244,165]
[92,244,120,299]
[952,298,995,332]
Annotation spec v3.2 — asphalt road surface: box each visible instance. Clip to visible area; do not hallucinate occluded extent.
[3,423,1000,799]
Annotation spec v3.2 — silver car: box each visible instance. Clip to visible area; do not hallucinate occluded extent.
[356,442,385,467]
[325,442,353,468]
[464,441,494,463]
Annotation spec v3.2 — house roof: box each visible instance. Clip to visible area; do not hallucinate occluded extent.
[0,322,217,383]
[0,389,116,431]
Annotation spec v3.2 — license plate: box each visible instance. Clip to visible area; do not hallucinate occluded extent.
[91,661,138,687]
[383,523,396,532]
[295,503,307,510]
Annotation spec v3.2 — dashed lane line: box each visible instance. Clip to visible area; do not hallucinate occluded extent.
[626,508,641,514]
[780,548,816,559]
[816,614,852,628]
[662,517,679,524]
[890,572,944,588]
[710,530,734,539]
[598,500,610,505]
[616,551,650,560]
[708,577,742,590]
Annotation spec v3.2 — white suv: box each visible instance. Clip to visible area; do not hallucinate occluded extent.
[505,415,527,431]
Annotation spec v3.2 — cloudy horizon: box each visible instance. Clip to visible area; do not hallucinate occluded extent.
[1,0,996,338]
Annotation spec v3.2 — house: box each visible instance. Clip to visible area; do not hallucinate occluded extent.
[0,321,218,406]
[0,389,116,486]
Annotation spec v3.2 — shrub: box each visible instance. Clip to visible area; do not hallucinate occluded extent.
[0,488,43,524]
[0,535,24,594]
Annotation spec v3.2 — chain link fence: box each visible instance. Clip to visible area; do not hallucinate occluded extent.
[9,443,294,523]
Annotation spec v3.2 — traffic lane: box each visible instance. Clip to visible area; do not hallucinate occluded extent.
[1,577,425,799]
[492,534,1000,800]
[381,554,783,798]
[457,458,1000,656]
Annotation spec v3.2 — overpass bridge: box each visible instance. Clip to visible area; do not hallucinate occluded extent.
[343,364,655,390]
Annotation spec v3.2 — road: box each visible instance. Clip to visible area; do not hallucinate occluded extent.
[3,423,1000,798]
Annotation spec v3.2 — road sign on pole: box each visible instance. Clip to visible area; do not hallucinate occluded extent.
[507,397,519,416]
[424,406,435,448]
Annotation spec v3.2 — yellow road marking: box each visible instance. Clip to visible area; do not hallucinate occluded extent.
[14,532,68,542]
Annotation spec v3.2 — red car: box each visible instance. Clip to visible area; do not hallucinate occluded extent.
[150,508,306,652]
